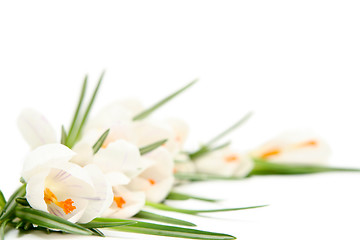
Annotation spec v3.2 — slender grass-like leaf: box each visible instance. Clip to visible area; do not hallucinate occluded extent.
[251,159,360,175]
[61,125,67,145]
[166,192,219,203]
[0,191,5,210]
[134,210,196,226]
[0,219,10,240]
[92,129,110,154]
[133,79,198,121]
[89,228,105,237]
[175,172,242,182]
[146,201,266,215]
[70,72,105,148]
[140,139,167,155]
[15,197,29,207]
[93,218,235,240]
[188,142,231,160]
[15,208,92,235]
[66,76,87,146]
[80,219,136,228]
[0,185,26,221]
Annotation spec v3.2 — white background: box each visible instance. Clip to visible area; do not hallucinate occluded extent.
[1,1,360,239]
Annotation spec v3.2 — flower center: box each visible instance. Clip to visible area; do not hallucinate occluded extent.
[260,140,318,159]
[44,188,76,214]
[114,196,126,208]
[225,154,240,162]
[260,148,281,159]
[148,178,156,185]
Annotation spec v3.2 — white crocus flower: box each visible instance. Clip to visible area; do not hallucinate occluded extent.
[128,147,175,203]
[17,108,57,149]
[102,185,146,219]
[195,148,254,178]
[23,144,113,223]
[251,130,331,165]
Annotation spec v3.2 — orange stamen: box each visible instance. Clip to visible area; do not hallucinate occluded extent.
[260,149,281,159]
[44,188,76,214]
[225,154,240,162]
[148,179,156,185]
[299,140,317,147]
[114,196,126,208]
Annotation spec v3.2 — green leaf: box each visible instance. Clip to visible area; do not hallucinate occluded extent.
[0,191,5,210]
[133,79,198,121]
[188,142,231,160]
[68,72,105,148]
[15,207,92,235]
[134,210,196,227]
[146,201,267,215]
[166,192,220,203]
[65,76,87,147]
[0,219,10,240]
[92,129,110,154]
[89,228,105,237]
[0,185,26,221]
[15,197,29,207]
[174,172,242,182]
[140,139,167,155]
[93,218,235,240]
[251,158,360,175]
[80,219,136,228]
[61,125,67,145]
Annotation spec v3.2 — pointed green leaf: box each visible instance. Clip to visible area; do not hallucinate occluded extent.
[80,219,136,228]
[66,76,87,146]
[69,72,105,148]
[134,210,196,226]
[93,218,235,240]
[15,197,29,207]
[251,158,360,175]
[0,185,26,221]
[61,125,67,145]
[0,219,10,240]
[92,129,110,154]
[174,172,242,182]
[146,201,267,215]
[140,139,167,155]
[15,207,92,235]
[166,192,220,203]
[0,191,5,210]
[133,79,198,121]
[89,228,105,237]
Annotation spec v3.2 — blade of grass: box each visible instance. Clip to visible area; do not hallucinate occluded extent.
[134,210,196,226]
[0,219,10,240]
[93,218,235,240]
[92,129,110,154]
[69,72,105,148]
[65,76,87,146]
[140,139,167,155]
[166,192,220,203]
[15,207,92,235]
[0,191,5,210]
[251,159,360,175]
[133,79,198,121]
[80,219,136,228]
[0,185,26,221]
[61,125,67,145]
[146,201,267,215]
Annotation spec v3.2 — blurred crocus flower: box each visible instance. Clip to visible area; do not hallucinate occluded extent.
[251,130,331,165]
[23,144,113,223]
[195,147,254,178]
[128,147,175,203]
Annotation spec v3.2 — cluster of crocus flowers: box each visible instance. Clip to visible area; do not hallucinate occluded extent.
[17,99,188,223]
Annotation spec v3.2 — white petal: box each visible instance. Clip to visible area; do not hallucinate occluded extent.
[78,164,114,223]
[233,154,254,178]
[26,169,50,213]
[17,108,57,149]
[93,140,145,178]
[116,99,145,117]
[22,144,76,181]
[71,141,94,167]
[102,186,145,219]
[105,172,131,186]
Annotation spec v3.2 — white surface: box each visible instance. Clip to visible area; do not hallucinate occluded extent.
[1,0,360,239]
